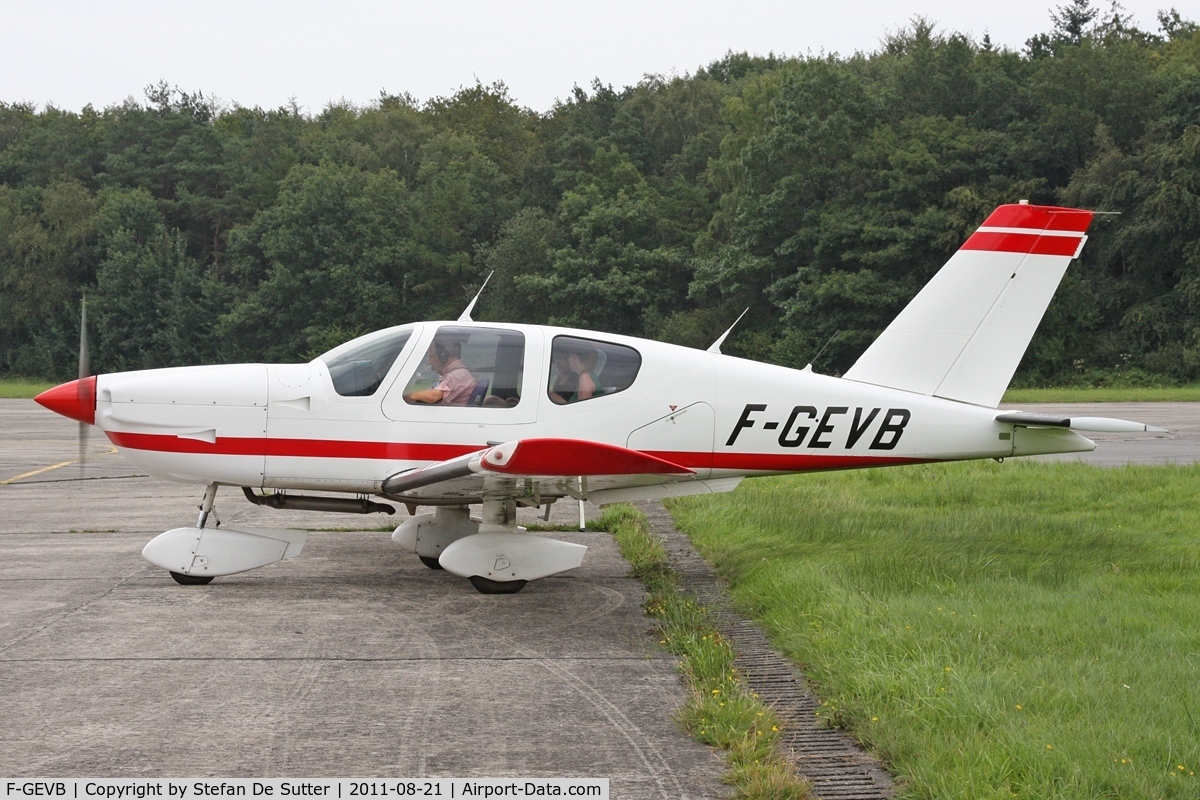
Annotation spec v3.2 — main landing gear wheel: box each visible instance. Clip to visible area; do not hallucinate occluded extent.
[419,556,444,570]
[469,575,528,595]
[170,571,214,585]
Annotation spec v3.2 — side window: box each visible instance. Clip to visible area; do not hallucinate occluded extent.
[322,329,412,397]
[403,326,525,408]
[548,336,641,404]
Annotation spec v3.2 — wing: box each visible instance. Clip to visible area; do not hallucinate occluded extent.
[379,437,722,504]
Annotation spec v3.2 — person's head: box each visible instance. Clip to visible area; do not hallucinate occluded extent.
[427,339,461,373]
[552,350,572,376]
[567,345,597,374]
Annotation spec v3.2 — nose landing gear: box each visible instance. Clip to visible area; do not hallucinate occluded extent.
[166,484,219,586]
[469,576,527,594]
[170,571,214,585]
[143,484,309,584]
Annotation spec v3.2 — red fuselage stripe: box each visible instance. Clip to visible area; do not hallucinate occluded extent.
[105,431,479,461]
[105,431,929,473]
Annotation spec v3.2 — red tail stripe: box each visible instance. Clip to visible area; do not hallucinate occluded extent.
[981,204,1093,232]
[961,231,1082,257]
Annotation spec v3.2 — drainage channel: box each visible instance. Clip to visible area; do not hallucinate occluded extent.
[637,502,895,800]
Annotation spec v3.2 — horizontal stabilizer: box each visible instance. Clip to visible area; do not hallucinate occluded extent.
[995,413,1166,433]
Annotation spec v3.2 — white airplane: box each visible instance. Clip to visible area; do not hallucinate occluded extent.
[35,202,1163,593]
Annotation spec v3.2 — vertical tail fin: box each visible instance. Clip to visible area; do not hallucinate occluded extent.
[843,203,1093,407]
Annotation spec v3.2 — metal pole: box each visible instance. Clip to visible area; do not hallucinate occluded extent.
[196,484,218,529]
[578,477,586,532]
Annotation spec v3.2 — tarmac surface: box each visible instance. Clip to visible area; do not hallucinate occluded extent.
[0,400,725,795]
[996,401,1200,466]
[1,399,1196,790]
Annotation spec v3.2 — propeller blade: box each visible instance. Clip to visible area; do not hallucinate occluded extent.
[79,420,89,478]
[78,296,89,477]
[78,295,89,380]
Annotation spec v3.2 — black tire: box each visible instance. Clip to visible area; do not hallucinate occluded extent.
[419,555,444,570]
[170,571,214,585]
[469,575,528,594]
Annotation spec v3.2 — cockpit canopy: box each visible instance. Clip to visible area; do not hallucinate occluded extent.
[320,326,413,397]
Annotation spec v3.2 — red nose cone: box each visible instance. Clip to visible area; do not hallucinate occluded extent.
[34,376,97,424]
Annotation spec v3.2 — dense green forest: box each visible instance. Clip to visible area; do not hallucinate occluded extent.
[2,2,1198,385]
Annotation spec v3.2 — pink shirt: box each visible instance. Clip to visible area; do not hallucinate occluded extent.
[434,359,477,406]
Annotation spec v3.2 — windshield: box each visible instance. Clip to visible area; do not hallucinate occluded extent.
[321,328,413,397]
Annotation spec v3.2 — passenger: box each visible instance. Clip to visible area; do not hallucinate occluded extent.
[566,345,600,403]
[404,340,477,406]
[548,351,578,405]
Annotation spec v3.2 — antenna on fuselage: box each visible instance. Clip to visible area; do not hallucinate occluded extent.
[707,308,749,354]
[457,271,494,323]
[806,329,841,371]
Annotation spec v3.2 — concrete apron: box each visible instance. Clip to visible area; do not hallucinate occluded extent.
[0,400,724,798]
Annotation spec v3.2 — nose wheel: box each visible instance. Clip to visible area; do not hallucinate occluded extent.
[419,556,444,570]
[163,484,221,586]
[170,571,214,585]
[469,576,527,594]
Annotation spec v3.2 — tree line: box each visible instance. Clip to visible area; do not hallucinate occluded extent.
[2,1,1198,386]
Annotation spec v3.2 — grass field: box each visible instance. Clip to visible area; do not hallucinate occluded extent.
[0,378,53,398]
[1002,385,1200,402]
[669,461,1200,799]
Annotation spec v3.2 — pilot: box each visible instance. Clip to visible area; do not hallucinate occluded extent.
[404,340,477,406]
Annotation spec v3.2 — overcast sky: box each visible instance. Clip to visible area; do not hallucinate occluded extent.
[1,0,1183,114]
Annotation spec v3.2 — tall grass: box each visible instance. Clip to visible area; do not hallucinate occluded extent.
[0,378,54,398]
[669,461,1200,799]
